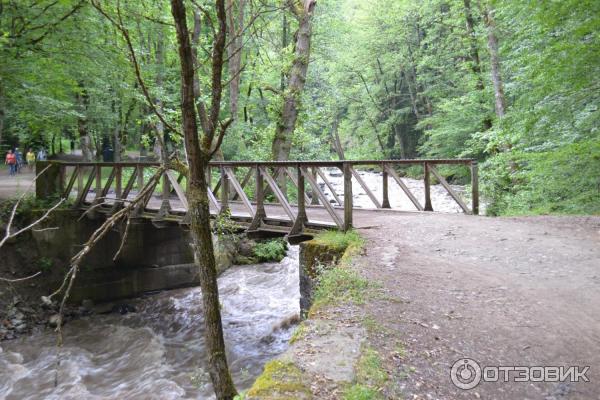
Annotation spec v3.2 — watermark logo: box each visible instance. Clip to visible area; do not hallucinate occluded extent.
[450,358,482,389]
[451,358,590,390]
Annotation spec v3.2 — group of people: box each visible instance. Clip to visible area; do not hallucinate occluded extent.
[4,147,47,176]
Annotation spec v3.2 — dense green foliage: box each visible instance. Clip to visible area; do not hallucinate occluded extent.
[252,238,288,263]
[1,0,597,214]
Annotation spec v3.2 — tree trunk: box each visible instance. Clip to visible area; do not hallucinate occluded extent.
[154,27,167,161]
[226,0,245,119]
[271,0,317,162]
[170,1,237,399]
[483,7,506,118]
[76,83,93,161]
[463,0,483,88]
[331,113,345,160]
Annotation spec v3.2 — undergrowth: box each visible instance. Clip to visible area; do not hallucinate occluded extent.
[253,238,287,262]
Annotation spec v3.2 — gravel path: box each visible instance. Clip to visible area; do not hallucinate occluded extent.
[352,212,600,399]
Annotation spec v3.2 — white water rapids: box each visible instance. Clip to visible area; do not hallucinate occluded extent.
[0,248,300,399]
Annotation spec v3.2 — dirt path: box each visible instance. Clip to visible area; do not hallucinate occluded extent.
[351,212,600,399]
[0,167,34,200]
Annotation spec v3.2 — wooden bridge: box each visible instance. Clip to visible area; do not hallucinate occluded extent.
[36,159,479,239]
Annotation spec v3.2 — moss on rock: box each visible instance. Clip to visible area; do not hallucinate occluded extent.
[246,360,312,400]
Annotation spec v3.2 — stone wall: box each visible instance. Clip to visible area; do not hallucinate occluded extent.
[26,210,239,303]
[298,239,346,315]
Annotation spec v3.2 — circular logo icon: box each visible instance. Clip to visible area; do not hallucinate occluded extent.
[451,358,482,390]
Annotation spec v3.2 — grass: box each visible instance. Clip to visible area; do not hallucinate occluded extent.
[312,265,370,310]
[313,229,364,252]
[289,322,307,344]
[343,346,389,400]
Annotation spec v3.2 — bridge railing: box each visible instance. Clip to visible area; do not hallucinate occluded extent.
[36,159,478,235]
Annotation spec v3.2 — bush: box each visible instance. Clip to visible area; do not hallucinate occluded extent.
[253,238,287,262]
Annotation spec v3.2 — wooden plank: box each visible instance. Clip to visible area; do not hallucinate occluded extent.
[224,167,255,216]
[121,167,138,200]
[207,185,220,212]
[231,167,252,201]
[100,167,116,199]
[76,166,96,206]
[302,167,343,228]
[260,166,296,222]
[385,165,423,211]
[282,167,311,204]
[315,167,342,205]
[429,165,471,214]
[166,170,189,210]
[349,166,381,208]
[63,165,79,199]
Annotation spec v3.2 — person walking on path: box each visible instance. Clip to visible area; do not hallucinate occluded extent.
[5,150,17,176]
[14,147,23,174]
[26,148,36,172]
[37,148,47,161]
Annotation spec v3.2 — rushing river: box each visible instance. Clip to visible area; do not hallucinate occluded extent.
[0,248,300,400]
[318,167,480,214]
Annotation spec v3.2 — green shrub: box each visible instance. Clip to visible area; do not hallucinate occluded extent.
[253,238,287,262]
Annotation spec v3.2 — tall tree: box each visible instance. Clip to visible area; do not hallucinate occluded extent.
[170,0,237,398]
[271,0,317,162]
[483,6,506,118]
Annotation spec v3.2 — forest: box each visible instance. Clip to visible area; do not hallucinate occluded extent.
[1,0,598,215]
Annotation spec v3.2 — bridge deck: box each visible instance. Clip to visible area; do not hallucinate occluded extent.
[36,159,479,236]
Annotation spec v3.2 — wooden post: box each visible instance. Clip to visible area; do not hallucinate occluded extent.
[220,166,229,214]
[94,165,102,202]
[137,164,144,191]
[115,166,122,199]
[158,171,171,217]
[112,166,123,212]
[424,162,433,211]
[249,165,266,230]
[471,161,479,215]
[382,163,391,208]
[207,165,212,191]
[343,162,353,231]
[77,166,84,197]
[290,164,307,236]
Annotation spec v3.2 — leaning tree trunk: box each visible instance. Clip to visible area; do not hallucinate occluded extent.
[271,0,317,162]
[483,7,506,118]
[171,0,237,399]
